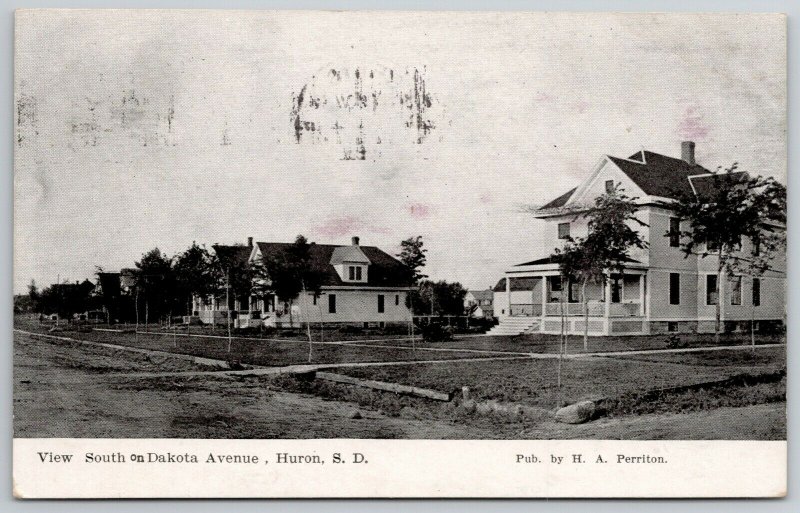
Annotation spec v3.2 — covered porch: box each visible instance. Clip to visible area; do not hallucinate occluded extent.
[501,266,648,336]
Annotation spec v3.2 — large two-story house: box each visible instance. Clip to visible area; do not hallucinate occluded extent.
[192,236,414,328]
[492,141,786,336]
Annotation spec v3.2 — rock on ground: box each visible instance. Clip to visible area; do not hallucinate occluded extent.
[555,400,596,424]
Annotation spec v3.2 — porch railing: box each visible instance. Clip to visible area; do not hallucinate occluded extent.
[509,304,543,317]
[542,302,640,317]
[609,302,640,317]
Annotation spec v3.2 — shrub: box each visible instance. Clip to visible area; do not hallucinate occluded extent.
[465,317,497,333]
[380,324,410,336]
[232,327,260,337]
[259,326,277,337]
[665,334,685,349]
[758,320,786,336]
[421,323,454,342]
[338,325,363,336]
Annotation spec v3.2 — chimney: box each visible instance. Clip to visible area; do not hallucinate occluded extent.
[681,141,696,165]
[247,237,253,247]
[351,236,360,246]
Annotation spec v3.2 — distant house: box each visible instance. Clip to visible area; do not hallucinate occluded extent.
[192,242,254,325]
[95,269,139,323]
[464,289,494,318]
[192,236,413,328]
[491,141,786,336]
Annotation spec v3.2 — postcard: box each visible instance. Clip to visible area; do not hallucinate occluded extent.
[12,9,787,498]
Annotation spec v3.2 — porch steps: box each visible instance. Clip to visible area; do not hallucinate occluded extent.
[486,317,540,336]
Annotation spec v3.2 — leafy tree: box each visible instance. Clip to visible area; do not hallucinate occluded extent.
[227,254,255,311]
[666,165,786,343]
[552,185,647,350]
[727,226,786,348]
[409,280,467,317]
[260,235,325,361]
[397,236,428,284]
[134,247,175,325]
[27,280,40,313]
[94,267,120,324]
[38,279,96,320]
[173,242,220,316]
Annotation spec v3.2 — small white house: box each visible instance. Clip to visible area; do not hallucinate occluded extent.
[491,141,786,336]
[192,236,414,329]
[464,289,494,318]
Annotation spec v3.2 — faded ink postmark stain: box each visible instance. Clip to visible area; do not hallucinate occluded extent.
[16,93,39,147]
[70,89,177,149]
[290,66,446,160]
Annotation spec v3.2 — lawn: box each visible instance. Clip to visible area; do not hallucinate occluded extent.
[375,331,785,354]
[334,347,787,410]
[14,315,787,439]
[13,318,491,367]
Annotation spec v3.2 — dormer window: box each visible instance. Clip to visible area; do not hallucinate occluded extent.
[330,238,371,283]
[348,266,363,281]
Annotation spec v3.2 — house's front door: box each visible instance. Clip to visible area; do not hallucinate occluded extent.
[610,275,623,303]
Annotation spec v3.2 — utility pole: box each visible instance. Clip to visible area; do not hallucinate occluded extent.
[410,293,416,358]
[226,270,232,353]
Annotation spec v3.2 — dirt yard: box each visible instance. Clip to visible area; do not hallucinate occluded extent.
[14,329,786,440]
[13,331,491,438]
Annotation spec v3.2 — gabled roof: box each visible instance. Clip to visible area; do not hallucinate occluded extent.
[212,244,253,269]
[539,149,712,210]
[540,187,577,210]
[688,171,749,198]
[254,242,412,288]
[467,289,493,301]
[330,245,371,265]
[606,151,710,199]
[492,278,506,292]
[514,255,641,267]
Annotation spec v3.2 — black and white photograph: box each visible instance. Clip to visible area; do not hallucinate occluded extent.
[11,9,787,498]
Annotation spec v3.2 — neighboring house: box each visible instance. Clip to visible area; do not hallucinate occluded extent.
[464,289,494,318]
[192,236,414,328]
[192,241,254,325]
[95,269,142,323]
[491,141,785,336]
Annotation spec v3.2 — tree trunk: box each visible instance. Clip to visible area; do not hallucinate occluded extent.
[288,299,294,328]
[135,288,140,340]
[302,282,313,363]
[171,308,177,348]
[715,251,723,345]
[410,293,416,358]
[582,278,589,351]
[751,290,756,352]
[561,281,568,356]
[226,273,232,353]
[318,303,325,343]
[557,281,566,408]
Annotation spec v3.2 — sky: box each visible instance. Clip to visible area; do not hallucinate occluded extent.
[13,10,786,294]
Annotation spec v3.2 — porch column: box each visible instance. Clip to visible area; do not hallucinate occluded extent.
[541,276,548,317]
[505,276,511,317]
[639,274,645,316]
[604,276,611,318]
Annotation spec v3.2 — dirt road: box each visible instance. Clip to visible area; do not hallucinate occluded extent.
[14,332,785,439]
[13,331,490,439]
